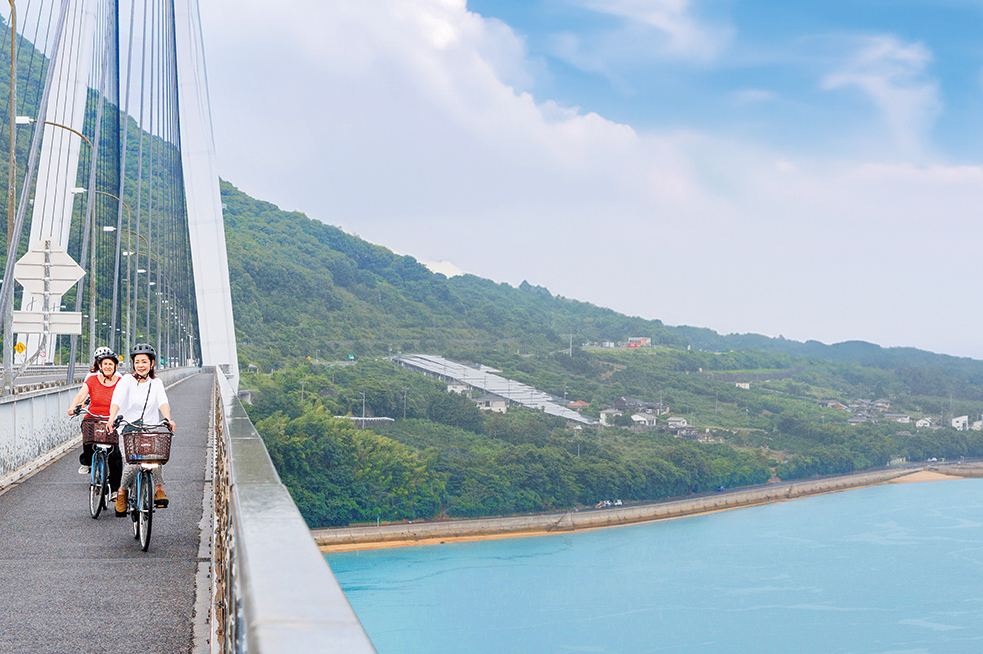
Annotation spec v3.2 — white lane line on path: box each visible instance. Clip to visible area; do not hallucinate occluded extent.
[0,371,204,498]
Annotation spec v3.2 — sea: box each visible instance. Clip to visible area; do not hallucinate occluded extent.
[327,478,983,653]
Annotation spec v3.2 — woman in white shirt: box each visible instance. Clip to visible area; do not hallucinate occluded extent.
[107,343,177,515]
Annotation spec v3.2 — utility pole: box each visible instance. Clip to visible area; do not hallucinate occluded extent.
[402,388,407,419]
[3,0,16,395]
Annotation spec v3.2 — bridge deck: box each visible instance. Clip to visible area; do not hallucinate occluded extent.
[0,373,212,654]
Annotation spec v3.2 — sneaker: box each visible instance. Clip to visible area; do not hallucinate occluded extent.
[109,491,118,502]
[78,465,90,475]
[115,488,128,516]
[154,487,169,508]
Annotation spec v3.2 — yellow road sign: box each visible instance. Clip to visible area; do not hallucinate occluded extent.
[14,342,25,354]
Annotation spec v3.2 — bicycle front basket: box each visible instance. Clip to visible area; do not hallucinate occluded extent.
[123,429,172,464]
[92,422,117,445]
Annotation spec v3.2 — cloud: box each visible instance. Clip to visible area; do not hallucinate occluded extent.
[821,36,940,157]
[548,0,733,77]
[200,2,983,358]
[422,260,466,277]
[731,88,777,105]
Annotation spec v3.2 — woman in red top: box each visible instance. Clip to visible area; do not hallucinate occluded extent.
[67,347,124,497]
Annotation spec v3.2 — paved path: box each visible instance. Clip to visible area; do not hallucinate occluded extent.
[0,373,212,654]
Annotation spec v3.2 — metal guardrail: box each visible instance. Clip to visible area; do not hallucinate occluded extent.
[211,369,375,653]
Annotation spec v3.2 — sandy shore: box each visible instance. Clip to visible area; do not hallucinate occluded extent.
[888,470,964,484]
[319,464,982,554]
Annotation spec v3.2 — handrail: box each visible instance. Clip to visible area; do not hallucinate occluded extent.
[211,369,375,653]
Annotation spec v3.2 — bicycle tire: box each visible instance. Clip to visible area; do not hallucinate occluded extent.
[139,470,154,551]
[130,480,139,539]
[88,453,107,519]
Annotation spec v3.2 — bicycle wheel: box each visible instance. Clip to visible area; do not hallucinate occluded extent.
[130,482,140,539]
[88,453,107,519]
[138,470,154,552]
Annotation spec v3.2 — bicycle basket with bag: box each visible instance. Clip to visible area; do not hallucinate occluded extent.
[123,428,172,464]
[92,421,117,445]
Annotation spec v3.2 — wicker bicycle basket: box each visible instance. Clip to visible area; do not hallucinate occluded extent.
[123,429,172,464]
[91,422,117,445]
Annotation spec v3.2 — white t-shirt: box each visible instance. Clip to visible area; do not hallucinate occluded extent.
[110,375,170,425]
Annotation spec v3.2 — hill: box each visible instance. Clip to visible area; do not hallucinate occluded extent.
[222,181,983,527]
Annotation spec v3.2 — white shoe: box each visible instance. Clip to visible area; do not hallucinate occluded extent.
[78,465,90,475]
[110,491,118,501]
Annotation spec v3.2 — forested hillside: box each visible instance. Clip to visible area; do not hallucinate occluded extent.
[222,181,983,401]
[222,181,983,528]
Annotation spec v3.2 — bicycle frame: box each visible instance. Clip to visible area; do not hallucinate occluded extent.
[117,419,170,552]
[75,407,113,519]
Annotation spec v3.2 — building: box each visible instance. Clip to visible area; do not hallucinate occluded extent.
[395,354,596,426]
[822,400,849,411]
[631,413,657,428]
[599,409,623,427]
[447,382,469,395]
[626,337,652,348]
[884,413,911,424]
[474,393,508,413]
[972,420,983,432]
[667,417,688,429]
[952,415,969,431]
[566,400,589,410]
[915,418,932,429]
[734,382,751,390]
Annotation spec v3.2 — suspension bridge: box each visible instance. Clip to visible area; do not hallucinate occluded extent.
[0,2,374,652]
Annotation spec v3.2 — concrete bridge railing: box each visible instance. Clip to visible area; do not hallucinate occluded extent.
[211,369,375,653]
[0,366,200,488]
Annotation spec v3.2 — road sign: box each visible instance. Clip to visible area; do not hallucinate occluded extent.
[13,243,85,295]
[12,311,83,335]
[14,342,25,354]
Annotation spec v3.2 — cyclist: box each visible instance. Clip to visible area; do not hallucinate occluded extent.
[67,347,123,496]
[107,343,177,516]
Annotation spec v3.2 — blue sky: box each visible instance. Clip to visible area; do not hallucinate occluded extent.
[470,0,983,159]
[202,1,983,358]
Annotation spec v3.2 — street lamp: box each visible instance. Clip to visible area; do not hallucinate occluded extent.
[16,116,93,148]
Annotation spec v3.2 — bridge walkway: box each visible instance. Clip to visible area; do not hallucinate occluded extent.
[0,372,212,654]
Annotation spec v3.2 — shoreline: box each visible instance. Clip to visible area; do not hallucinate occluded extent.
[317,464,983,553]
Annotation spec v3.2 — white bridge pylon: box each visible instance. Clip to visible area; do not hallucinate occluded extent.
[16,1,99,363]
[11,0,239,389]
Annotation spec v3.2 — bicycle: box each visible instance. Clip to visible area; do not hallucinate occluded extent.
[115,418,173,552]
[73,405,114,519]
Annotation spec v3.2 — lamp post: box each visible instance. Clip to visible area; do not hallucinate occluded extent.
[9,117,95,380]
[92,190,131,354]
[15,117,92,147]
[3,0,15,394]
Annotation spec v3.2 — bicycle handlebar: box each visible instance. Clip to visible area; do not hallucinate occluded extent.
[115,417,173,433]
[72,405,108,420]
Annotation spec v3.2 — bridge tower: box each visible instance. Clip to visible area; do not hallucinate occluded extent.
[0,0,238,389]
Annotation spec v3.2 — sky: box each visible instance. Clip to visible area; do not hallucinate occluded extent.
[198,1,983,359]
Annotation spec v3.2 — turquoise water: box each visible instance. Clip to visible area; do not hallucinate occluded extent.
[327,479,983,653]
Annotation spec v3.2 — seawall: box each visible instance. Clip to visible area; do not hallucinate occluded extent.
[316,465,979,551]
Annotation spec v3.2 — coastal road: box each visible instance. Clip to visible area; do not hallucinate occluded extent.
[0,373,212,654]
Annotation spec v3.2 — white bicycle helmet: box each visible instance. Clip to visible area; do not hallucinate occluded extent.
[93,346,117,363]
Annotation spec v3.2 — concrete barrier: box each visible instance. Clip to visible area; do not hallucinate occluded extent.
[314,468,916,548]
